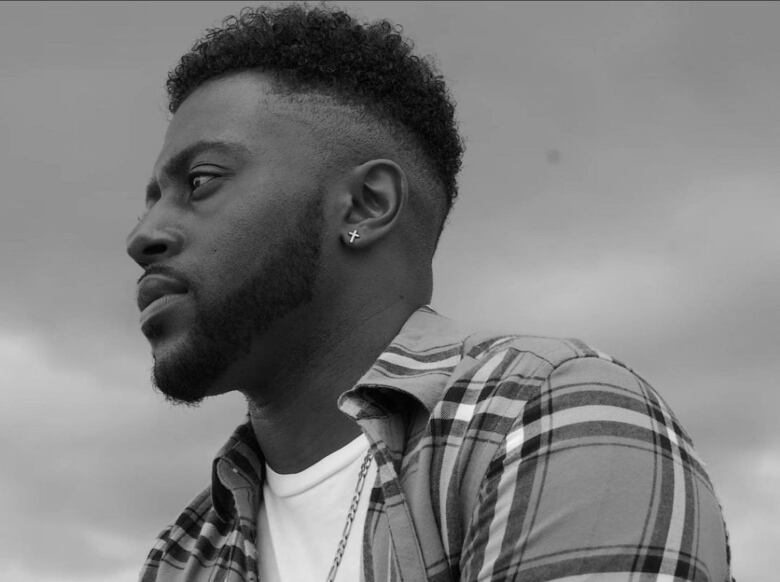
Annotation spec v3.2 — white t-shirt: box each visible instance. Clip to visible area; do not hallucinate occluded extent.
[257,434,377,582]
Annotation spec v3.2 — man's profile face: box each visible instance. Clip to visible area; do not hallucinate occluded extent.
[126,73,328,405]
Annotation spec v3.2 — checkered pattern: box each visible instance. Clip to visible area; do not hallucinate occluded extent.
[140,306,734,582]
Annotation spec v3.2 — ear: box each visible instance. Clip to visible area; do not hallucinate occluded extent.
[340,159,408,248]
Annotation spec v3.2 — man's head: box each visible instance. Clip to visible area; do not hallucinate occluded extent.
[166,4,463,231]
[126,4,463,405]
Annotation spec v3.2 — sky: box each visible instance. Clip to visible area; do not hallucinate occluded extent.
[1,2,778,580]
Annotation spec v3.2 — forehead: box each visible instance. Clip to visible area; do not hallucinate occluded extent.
[154,72,314,174]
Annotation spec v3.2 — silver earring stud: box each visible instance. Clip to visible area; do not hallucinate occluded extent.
[348,229,361,244]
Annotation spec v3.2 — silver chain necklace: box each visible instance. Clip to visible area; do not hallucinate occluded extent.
[325,448,374,582]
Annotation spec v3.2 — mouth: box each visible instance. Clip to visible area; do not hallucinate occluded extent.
[139,292,189,334]
[137,274,189,313]
[140,292,188,315]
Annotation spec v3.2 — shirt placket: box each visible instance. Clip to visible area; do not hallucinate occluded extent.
[354,412,429,582]
[212,458,260,582]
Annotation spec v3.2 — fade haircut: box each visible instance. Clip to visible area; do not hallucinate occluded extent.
[166,3,464,244]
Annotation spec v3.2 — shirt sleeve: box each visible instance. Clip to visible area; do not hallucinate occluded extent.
[459,355,734,582]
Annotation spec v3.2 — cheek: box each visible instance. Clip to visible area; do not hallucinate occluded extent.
[192,169,314,286]
[199,198,290,279]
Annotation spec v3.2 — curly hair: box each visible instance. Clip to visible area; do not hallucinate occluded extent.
[166,3,463,225]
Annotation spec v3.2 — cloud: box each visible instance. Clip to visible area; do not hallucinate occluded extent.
[0,330,245,578]
[0,564,141,582]
[714,445,780,582]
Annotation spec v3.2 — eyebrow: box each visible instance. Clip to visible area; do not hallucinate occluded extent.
[145,139,251,204]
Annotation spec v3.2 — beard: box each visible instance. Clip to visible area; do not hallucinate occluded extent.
[148,194,324,406]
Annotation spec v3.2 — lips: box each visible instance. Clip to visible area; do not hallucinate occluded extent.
[137,275,188,312]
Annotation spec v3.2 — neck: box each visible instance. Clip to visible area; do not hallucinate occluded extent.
[244,295,424,473]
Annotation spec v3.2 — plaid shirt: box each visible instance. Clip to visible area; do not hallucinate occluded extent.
[140,306,733,582]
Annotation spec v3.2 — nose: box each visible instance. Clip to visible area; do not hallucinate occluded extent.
[126,205,185,267]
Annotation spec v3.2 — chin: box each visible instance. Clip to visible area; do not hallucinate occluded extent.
[149,331,229,406]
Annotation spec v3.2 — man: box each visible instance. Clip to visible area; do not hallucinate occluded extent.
[128,4,733,581]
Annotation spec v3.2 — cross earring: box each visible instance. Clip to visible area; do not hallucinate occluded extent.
[348,229,361,244]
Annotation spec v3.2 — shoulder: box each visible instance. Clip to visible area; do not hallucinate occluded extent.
[463,330,636,379]
[444,328,714,504]
[451,330,646,403]
[428,331,631,465]
[439,329,695,454]
[453,334,732,581]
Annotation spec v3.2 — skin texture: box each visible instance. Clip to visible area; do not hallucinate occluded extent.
[126,72,433,472]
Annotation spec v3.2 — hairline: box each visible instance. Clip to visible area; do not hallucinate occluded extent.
[263,83,449,242]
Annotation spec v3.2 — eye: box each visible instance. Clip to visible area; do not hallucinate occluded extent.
[188,172,218,191]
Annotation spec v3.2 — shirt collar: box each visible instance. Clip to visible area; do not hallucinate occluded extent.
[338,305,468,418]
[210,305,469,521]
[210,416,264,522]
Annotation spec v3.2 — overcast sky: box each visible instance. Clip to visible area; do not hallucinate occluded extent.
[1,2,778,581]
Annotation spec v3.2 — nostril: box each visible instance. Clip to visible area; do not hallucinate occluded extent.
[144,243,168,256]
